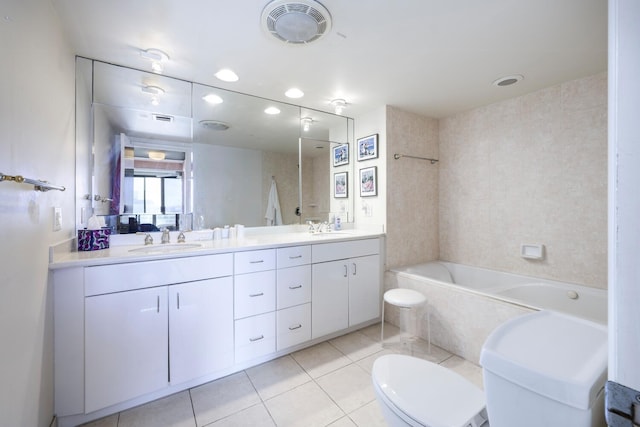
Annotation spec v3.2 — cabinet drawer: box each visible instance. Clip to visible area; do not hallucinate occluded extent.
[276,265,311,309]
[312,238,380,263]
[234,249,276,274]
[85,253,233,296]
[235,312,276,364]
[277,245,311,269]
[276,304,311,351]
[234,271,276,319]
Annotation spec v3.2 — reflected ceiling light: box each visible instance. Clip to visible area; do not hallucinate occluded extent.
[301,116,314,132]
[285,88,304,99]
[203,93,223,104]
[215,68,239,82]
[148,151,166,161]
[330,98,347,115]
[141,85,165,95]
[140,48,169,74]
[493,74,524,87]
[264,106,281,115]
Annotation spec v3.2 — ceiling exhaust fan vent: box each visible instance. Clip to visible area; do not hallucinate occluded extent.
[200,120,230,131]
[262,0,332,44]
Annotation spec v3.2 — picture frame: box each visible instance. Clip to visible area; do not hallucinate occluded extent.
[332,143,349,167]
[359,166,377,197]
[357,134,378,161]
[334,172,348,198]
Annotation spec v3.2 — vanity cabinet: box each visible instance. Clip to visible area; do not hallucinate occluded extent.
[82,254,234,413]
[52,235,382,426]
[311,239,381,339]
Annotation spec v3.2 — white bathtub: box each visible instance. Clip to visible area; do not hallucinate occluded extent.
[385,261,607,362]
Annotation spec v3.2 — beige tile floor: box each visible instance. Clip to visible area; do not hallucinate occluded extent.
[81,322,484,427]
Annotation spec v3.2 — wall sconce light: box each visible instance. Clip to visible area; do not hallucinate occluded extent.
[331,98,347,115]
[301,117,314,132]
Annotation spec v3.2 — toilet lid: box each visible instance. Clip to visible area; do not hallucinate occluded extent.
[372,355,486,427]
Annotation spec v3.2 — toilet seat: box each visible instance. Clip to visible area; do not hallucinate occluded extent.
[372,354,488,427]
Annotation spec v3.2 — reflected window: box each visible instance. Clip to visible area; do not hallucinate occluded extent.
[131,176,183,214]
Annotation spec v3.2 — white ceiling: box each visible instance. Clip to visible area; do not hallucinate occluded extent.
[52,0,607,119]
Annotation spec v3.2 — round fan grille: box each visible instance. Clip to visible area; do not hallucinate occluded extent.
[261,0,332,44]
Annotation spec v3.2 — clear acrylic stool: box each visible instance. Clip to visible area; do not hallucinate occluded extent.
[380,288,430,354]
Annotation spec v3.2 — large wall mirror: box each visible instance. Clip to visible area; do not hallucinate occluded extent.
[76,57,354,233]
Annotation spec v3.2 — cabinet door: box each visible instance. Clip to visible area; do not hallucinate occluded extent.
[169,277,234,385]
[348,254,381,326]
[311,260,349,339]
[85,287,168,413]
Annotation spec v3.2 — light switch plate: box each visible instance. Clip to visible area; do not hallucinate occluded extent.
[53,207,62,231]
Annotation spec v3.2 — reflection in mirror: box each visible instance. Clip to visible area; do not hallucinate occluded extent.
[192,83,301,228]
[77,58,354,233]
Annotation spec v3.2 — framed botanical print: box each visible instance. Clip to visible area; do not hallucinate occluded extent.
[359,166,377,197]
[334,172,348,198]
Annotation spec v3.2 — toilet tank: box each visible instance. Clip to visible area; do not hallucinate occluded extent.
[480,310,607,427]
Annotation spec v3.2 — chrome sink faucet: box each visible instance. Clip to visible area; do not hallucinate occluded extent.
[144,233,153,245]
[161,228,170,244]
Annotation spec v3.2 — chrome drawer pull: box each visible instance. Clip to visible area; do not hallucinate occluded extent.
[288,324,302,331]
[250,260,264,264]
[249,292,264,297]
[288,285,302,290]
[289,255,302,259]
[249,335,264,342]
[343,265,348,277]
[352,263,357,276]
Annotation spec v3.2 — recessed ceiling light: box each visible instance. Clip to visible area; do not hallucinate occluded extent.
[264,106,281,115]
[203,94,223,104]
[215,69,239,82]
[493,74,524,87]
[285,88,304,99]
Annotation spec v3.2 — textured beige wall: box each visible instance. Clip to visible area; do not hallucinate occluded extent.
[438,73,607,288]
[386,106,440,269]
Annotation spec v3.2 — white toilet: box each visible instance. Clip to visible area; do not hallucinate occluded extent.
[372,310,608,427]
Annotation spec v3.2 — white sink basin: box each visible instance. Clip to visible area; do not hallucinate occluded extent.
[129,243,202,253]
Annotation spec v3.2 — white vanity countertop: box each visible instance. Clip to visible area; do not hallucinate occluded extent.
[49,225,385,269]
